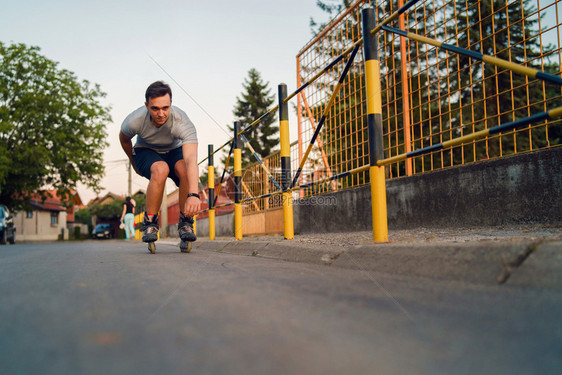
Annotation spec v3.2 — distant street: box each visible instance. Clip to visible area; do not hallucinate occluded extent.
[1,240,561,375]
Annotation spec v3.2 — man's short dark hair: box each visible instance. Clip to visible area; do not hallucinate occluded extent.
[145,81,172,103]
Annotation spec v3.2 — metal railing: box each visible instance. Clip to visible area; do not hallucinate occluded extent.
[194,0,561,243]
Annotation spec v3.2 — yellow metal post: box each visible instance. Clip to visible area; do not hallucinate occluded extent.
[208,144,216,240]
[135,213,142,240]
[362,8,388,243]
[279,84,294,239]
[233,121,243,240]
[208,209,215,239]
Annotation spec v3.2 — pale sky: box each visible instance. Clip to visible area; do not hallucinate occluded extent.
[1,0,330,203]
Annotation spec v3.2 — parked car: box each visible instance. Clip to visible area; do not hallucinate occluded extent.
[91,223,114,239]
[0,204,16,245]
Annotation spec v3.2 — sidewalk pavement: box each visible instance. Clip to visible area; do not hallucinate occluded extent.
[159,224,562,288]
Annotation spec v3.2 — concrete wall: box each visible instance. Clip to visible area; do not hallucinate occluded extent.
[182,212,234,238]
[294,183,372,233]
[295,147,562,232]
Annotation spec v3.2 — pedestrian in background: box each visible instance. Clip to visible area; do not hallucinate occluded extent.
[120,196,135,239]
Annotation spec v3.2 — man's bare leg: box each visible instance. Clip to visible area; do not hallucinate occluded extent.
[145,161,169,215]
[142,161,169,245]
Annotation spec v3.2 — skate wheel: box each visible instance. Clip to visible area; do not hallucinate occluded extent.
[148,242,156,254]
[180,240,192,253]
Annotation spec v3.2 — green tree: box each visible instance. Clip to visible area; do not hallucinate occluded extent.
[310,0,354,36]
[75,207,92,225]
[224,68,277,168]
[90,199,123,220]
[0,42,110,210]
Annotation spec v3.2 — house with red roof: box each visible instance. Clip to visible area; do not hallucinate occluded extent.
[14,190,83,241]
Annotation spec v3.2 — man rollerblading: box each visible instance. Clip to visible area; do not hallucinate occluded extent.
[120,81,201,253]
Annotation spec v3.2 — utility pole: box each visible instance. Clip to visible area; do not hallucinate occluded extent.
[128,161,132,196]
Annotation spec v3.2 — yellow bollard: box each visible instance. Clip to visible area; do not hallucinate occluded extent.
[278,84,294,240]
[233,121,243,240]
[208,144,216,240]
[362,8,388,243]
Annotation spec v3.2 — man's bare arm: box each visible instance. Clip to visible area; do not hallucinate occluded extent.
[182,143,201,217]
[119,131,140,175]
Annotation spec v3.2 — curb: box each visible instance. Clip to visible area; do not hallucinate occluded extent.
[334,240,562,287]
[195,239,342,265]
[176,237,562,288]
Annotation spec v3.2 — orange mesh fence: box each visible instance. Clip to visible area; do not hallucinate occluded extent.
[295,0,562,197]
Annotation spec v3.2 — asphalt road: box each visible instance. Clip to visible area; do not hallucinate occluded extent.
[1,240,561,375]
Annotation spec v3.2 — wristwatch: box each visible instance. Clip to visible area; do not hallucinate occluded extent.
[187,193,200,199]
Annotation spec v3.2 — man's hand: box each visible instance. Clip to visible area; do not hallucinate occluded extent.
[184,196,201,217]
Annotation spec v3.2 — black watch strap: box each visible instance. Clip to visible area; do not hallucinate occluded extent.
[187,193,200,199]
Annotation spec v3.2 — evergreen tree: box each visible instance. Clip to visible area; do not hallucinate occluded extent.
[224,68,278,168]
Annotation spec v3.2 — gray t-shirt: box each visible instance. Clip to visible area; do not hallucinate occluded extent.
[121,105,198,152]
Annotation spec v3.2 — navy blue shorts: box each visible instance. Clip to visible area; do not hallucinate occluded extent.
[132,147,184,187]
